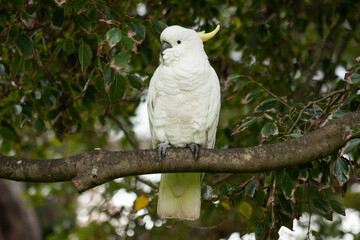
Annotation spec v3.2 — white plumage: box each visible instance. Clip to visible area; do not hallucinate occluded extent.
[147,25,221,220]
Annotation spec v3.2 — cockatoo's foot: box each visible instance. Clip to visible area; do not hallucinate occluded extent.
[157,142,171,164]
[186,142,200,161]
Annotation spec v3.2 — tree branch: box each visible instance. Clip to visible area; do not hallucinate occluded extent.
[0,112,359,193]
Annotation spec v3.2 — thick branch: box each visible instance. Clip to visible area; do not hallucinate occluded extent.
[0,112,359,193]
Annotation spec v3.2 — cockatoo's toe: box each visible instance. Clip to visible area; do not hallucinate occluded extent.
[186,142,200,161]
[157,142,171,164]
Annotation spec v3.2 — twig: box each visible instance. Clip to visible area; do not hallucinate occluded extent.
[242,75,291,109]
[135,176,159,192]
[108,113,138,150]
[288,89,347,134]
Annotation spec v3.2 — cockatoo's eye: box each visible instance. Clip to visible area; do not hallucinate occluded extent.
[177,40,181,44]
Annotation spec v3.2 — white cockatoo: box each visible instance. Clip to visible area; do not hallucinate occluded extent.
[147,25,221,220]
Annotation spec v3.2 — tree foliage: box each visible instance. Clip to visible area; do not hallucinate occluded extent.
[0,0,360,239]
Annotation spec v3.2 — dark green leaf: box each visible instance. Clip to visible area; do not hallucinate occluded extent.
[46,110,59,120]
[281,172,295,201]
[52,7,64,27]
[329,200,345,216]
[110,52,131,70]
[78,42,92,72]
[151,20,167,32]
[344,138,360,153]
[219,184,235,197]
[34,117,45,133]
[64,39,75,53]
[242,89,263,103]
[245,180,256,198]
[122,33,135,50]
[313,198,332,215]
[105,28,122,47]
[261,122,278,138]
[128,74,143,91]
[310,168,323,183]
[298,169,309,182]
[76,14,91,31]
[50,39,66,61]
[72,0,84,13]
[255,98,278,112]
[254,187,266,205]
[12,56,25,77]
[129,23,145,42]
[332,157,349,186]
[109,74,125,102]
[351,73,360,84]
[278,194,293,214]
[95,76,108,98]
[15,34,33,56]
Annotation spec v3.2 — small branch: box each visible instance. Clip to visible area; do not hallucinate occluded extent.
[244,75,291,109]
[108,113,138,150]
[0,112,359,193]
[135,176,159,192]
[288,89,347,134]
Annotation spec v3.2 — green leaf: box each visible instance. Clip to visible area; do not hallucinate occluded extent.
[351,73,360,84]
[255,98,278,112]
[76,14,91,31]
[78,42,92,72]
[34,117,45,133]
[64,39,75,53]
[254,187,266,205]
[12,55,25,76]
[313,198,332,215]
[110,52,131,71]
[238,201,252,220]
[152,20,167,32]
[242,89,263,103]
[332,157,349,186]
[310,168,323,183]
[94,76,108,98]
[219,184,235,197]
[15,34,33,56]
[50,39,66,61]
[109,74,125,102]
[46,110,59,120]
[344,138,360,153]
[298,169,309,182]
[105,28,122,47]
[278,194,293,214]
[129,23,145,42]
[261,122,278,138]
[329,200,345,216]
[52,7,64,27]
[281,172,295,201]
[245,180,256,198]
[128,74,143,91]
[122,33,135,50]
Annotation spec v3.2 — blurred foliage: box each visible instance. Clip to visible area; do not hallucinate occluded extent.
[0,0,360,239]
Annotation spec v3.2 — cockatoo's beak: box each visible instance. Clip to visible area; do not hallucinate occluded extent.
[197,25,220,42]
[161,41,172,57]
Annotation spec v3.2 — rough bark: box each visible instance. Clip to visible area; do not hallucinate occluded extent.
[0,112,359,193]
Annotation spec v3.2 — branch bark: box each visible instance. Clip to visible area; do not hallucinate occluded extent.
[0,112,359,193]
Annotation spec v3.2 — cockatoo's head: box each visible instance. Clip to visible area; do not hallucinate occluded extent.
[159,25,220,66]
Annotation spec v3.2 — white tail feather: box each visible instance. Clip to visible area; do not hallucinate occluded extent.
[157,173,201,220]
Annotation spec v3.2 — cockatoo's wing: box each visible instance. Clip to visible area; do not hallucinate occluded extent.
[147,68,159,148]
[205,67,221,148]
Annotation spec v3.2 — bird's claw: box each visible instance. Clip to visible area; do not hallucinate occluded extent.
[187,142,200,161]
[157,142,171,164]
